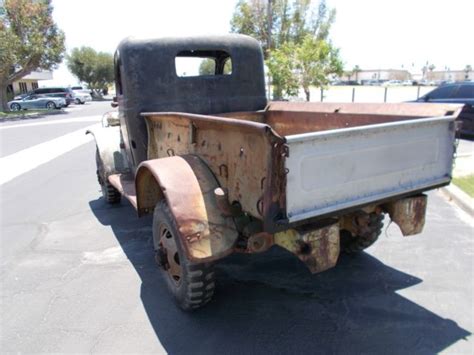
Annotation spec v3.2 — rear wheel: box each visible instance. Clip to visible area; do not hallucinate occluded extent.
[153,200,215,311]
[340,212,384,254]
[95,148,121,203]
[46,101,56,110]
[10,103,21,111]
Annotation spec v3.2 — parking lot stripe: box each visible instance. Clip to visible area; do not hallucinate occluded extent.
[0,124,99,185]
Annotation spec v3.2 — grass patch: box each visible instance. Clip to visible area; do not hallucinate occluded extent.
[453,175,474,197]
[1,109,45,115]
[0,109,52,119]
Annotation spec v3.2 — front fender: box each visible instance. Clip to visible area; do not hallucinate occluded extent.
[86,126,129,177]
[135,155,238,262]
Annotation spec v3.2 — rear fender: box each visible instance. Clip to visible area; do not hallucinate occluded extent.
[135,155,238,262]
[86,126,130,178]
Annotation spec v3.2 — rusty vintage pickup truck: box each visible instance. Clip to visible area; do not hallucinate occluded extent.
[88,34,462,310]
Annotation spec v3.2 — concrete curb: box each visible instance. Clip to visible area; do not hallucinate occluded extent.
[440,184,474,217]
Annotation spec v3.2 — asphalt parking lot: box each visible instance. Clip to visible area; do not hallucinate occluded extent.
[0,102,473,354]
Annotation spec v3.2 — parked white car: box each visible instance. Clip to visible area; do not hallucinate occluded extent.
[382,80,402,86]
[8,94,66,111]
[72,89,92,104]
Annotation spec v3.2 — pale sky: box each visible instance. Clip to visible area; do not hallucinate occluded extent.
[45,0,473,86]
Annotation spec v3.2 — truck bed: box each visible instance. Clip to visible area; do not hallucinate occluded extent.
[222,102,461,222]
[141,102,461,227]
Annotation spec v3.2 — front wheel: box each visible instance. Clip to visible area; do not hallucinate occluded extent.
[153,200,215,311]
[46,101,56,110]
[10,103,21,111]
[95,148,121,203]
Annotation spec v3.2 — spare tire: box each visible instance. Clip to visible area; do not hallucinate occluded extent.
[340,213,384,254]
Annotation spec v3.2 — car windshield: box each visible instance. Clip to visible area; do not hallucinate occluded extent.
[454,85,474,99]
[427,85,457,99]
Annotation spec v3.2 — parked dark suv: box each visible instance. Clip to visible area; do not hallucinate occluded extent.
[32,87,75,106]
[416,81,474,137]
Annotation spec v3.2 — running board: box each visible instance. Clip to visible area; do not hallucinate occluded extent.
[108,174,137,209]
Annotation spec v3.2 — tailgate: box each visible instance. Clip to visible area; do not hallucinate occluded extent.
[284,116,457,223]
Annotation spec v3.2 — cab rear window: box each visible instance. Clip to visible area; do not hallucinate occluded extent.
[175,50,232,77]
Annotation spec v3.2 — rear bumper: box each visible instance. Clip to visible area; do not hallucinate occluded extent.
[247,194,428,274]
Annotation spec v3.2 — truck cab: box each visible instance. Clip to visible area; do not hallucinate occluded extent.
[114,35,267,168]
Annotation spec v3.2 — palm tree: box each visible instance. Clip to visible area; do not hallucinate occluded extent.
[423,63,435,80]
[344,70,353,81]
[352,65,361,83]
[464,65,472,80]
[421,61,429,80]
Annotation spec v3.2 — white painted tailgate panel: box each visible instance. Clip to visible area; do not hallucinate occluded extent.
[285,116,456,222]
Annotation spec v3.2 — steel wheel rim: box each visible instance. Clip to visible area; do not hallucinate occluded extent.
[160,223,182,286]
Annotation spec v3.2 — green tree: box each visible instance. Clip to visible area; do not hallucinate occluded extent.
[231,0,336,58]
[231,0,340,100]
[266,43,299,99]
[67,47,114,97]
[198,58,233,75]
[267,35,342,101]
[199,59,216,75]
[0,0,65,111]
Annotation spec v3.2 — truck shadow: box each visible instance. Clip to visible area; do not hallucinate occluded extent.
[89,199,470,354]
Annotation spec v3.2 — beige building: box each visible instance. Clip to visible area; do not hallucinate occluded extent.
[426,69,473,81]
[9,70,53,96]
[342,69,411,83]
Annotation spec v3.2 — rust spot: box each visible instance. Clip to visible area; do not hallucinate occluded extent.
[247,232,273,253]
[274,219,340,274]
[140,111,283,225]
[135,155,239,262]
[383,195,427,236]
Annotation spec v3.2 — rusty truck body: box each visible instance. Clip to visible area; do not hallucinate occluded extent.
[88,34,462,310]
